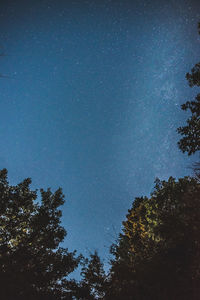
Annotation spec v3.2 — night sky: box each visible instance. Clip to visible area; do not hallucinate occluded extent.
[0,0,200,264]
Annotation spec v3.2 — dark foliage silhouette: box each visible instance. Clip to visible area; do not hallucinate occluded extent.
[106,177,200,300]
[0,169,79,299]
[177,23,200,155]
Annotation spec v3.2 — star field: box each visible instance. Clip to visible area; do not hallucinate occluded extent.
[0,0,200,263]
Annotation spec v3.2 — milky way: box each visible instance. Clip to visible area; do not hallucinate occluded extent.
[0,0,200,268]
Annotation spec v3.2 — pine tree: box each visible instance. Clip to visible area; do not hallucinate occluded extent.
[72,251,106,300]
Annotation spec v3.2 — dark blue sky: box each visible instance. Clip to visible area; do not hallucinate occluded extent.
[0,0,200,263]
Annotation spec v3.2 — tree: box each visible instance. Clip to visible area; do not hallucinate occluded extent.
[0,169,79,299]
[177,23,200,155]
[106,177,200,300]
[71,251,107,300]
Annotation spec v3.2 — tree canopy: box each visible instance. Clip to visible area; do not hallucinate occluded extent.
[71,251,107,300]
[0,169,79,300]
[106,177,200,300]
[177,23,200,155]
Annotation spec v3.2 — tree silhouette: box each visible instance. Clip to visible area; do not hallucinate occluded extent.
[0,169,79,300]
[80,251,106,299]
[106,177,200,300]
[177,23,200,155]
[70,251,107,300]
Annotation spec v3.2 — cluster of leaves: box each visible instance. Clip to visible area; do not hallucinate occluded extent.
[0,169,79,299]
[1,170,199,300]
[74,177,200,300]
[106,177,200,300]
[177,22,200,155]
[70,251,107,300]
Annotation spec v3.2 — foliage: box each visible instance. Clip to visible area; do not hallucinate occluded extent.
[72,251,107,300]
[0,169,79,299]
[177,93,200,155]
[106,177,200,300]
[177,23,200,155]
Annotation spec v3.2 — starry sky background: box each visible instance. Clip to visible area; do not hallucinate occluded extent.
[0,0,200,265]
